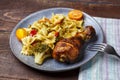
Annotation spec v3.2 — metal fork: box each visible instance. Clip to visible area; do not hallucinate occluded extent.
[87,43,120,58]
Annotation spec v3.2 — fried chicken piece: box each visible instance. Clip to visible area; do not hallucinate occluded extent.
[78,26,96,41]
[52,26,96,63]
[52,36,84,63]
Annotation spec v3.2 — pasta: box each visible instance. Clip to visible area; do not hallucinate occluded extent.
[20,13,84,64]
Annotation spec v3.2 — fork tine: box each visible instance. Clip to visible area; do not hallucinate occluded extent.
[87,43,107,52]
[87,43,120,59]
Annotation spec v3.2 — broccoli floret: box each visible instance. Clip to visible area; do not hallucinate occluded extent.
[34,50,51,64]
[32,43,52,65]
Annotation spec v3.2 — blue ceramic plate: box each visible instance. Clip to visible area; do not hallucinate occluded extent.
[9,8,104,72]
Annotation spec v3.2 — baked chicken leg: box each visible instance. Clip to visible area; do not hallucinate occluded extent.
[52,26,96,63]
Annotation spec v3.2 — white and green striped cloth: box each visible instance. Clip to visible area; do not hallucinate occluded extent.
[78,17,120,80]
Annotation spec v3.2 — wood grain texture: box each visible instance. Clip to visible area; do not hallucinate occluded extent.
[0,0,120,80]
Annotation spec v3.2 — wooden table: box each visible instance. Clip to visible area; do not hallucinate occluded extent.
[0,0,120,80]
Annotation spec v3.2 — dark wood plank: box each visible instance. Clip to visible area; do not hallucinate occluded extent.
[0,0,120,19]
[0,0,120,80]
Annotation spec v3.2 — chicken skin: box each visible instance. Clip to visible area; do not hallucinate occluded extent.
[52,26,96,63]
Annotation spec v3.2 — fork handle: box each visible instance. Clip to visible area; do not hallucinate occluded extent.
[104,45,120,58]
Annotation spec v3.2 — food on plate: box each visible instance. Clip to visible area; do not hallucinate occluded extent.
[68,10,83,20]
[52,26,96,63]
[15,9,96,64]
[32,42,52,64]
[16,28,27,41]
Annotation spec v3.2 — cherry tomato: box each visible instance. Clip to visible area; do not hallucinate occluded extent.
[55,32,59,37]
[30,29,37,36]
[68,10,83,20]
[16,28,27,41]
